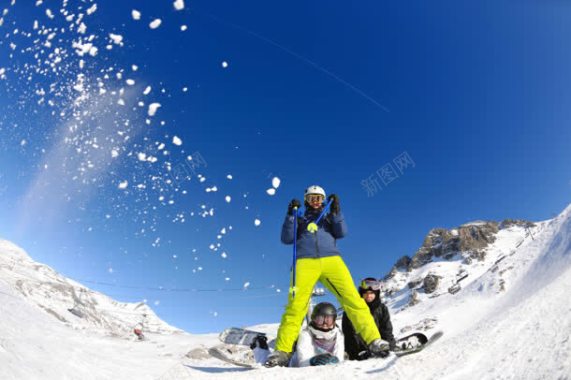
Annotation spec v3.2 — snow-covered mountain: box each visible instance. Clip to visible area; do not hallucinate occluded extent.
[0,240,180,337]
[2,203,570,379]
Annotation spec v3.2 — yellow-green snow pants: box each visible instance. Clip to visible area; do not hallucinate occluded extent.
[275,255,380,353]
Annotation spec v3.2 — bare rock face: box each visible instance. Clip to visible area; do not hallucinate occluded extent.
[396,255,412,270]
[407,277,423,289]
[384,256,411,280]
[407,222,500,270]
[423,274,441,294]
[408,290,420,306]
[458,222,499,251]
[500,219,536,229]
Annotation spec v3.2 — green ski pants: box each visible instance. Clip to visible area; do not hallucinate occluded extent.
[275,255,381,353]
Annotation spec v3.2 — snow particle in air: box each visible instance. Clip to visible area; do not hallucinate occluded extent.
[272,177,281,189]
[225,195,231,203]
[109,33,123,46]
[149,19,162,29]
[172,136,182,146]
[86,4,97,15]
[131,10,141,20]
[148,102,161,116]
[173,0,185,11]
[254,219,261,226]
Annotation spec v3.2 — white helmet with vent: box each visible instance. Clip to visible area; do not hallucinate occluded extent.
[304,185,326,199]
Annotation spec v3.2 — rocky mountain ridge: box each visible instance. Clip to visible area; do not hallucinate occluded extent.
[381,217,539,312]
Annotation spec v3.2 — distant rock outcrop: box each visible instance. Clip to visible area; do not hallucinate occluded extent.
[499,219,536,229]
[391,221,509,273]
[423,274,441,294]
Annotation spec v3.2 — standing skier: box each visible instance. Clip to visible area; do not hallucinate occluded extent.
[265,185,390,367]
[342,277,396,360]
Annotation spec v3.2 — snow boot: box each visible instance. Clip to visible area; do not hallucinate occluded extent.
[264,350,290,367]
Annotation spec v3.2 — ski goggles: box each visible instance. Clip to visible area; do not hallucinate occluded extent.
[305,194,325,203]
[312,314,336,328]
[360,278,382,291]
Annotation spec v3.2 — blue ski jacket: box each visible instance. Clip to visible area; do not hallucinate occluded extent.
[281,209,347,259]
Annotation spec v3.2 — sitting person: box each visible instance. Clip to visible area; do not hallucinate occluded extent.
[292,302,345,367]
[342,278,396,360]
[251,302,344,367]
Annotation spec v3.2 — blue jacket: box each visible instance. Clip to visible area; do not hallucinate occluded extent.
[281,209,348,259]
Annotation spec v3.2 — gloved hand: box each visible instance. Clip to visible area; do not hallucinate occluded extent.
[375,349,390,358]
[389,339,397,352]
[369,338,390,358]
[309,353,340,366]
[288,199,301,215]
[357,350,372,361]
[249,334,269,350]
[328,194,340,215]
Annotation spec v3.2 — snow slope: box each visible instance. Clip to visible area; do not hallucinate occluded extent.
[2,204,571,379]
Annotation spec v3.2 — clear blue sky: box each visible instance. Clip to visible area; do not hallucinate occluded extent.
[0,0,569,333]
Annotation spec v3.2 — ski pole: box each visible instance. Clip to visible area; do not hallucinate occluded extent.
[291,206,298,298]
[306,198,333,233]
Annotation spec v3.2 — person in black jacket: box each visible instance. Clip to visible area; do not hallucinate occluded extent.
[342,277,397,360]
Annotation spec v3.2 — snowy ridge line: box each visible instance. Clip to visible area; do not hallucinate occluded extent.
[0,240,181,336]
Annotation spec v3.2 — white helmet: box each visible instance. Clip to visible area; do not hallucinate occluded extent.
[305,185,326,199]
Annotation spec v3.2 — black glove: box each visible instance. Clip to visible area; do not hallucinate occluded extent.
[357,350,372,361]
[328,194,340,215]
[249,335,269,350]
[309,353,339,366]
[288,199,301,215]
[389,339,397,352]
[375,349,390,358]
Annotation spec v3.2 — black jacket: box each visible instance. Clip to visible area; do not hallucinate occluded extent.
[341,298,396,360]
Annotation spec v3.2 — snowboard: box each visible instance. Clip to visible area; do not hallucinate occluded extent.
[393,331,443,357]
[219,327,268,346]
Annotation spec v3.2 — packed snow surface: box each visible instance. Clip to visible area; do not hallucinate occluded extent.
[1,204,571,379]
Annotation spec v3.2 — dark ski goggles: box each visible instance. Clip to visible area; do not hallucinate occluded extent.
[360,278,381,291]
[312,314,336,328]
[305,194,325,203]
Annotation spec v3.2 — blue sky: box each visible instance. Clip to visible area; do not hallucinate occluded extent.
[0,0,570,333]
